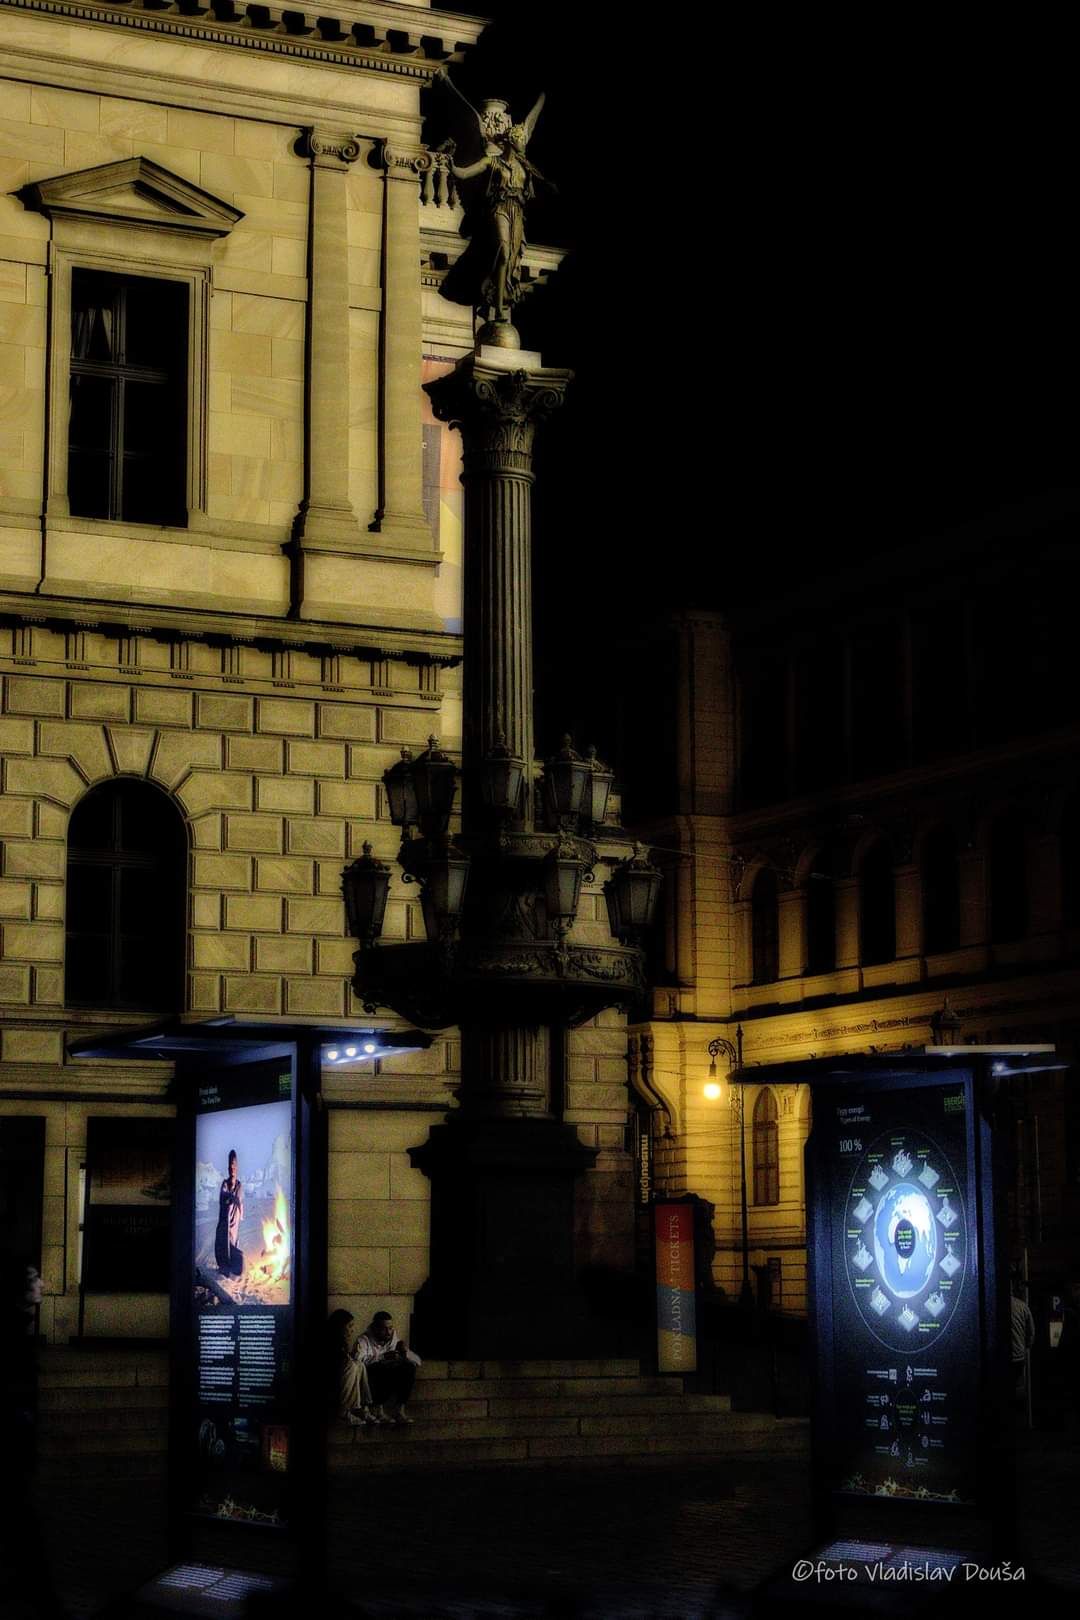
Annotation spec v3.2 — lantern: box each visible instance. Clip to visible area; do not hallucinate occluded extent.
[479,738,526,817]
[419,838,471,940]
[583,745,614,829]
[342,841,391,944]
[411,735,458,837]
[544,839,585,932]
[542,735,591,828]
[382,747,419,829]
[605,842,662,939]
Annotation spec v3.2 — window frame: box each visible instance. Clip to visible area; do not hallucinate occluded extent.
[67,266,191,527]
[752,1087,780,1206]
[48,247,210,529]
[65,779,189,1014]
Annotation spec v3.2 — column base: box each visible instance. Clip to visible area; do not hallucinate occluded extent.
[409,1115,625,1359]
[368,511,436,552]
[292,501,362,547]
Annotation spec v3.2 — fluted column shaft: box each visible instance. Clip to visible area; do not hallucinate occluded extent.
[461,1025,550,1118]
[426,360,569,830]
[461,461,534,821]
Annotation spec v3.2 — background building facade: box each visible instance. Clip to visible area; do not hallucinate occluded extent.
[630,506,1080,1315]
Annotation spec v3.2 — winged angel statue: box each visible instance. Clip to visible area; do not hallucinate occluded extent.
[434,71,549,339]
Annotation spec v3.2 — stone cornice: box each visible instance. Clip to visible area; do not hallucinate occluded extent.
[0,0,482,79]
[0,593,462,666]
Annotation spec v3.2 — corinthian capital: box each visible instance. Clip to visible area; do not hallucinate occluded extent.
[425,358,571,475]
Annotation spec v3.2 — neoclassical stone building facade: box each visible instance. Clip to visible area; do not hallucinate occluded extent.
[0,0,632,1346]
[631,506,1080,1314]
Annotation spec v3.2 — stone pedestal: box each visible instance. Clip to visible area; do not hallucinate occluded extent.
[408,1116,598,1357]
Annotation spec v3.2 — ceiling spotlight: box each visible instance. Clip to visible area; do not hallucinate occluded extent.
[325,1049,339,1061]
[344,1047,357,1058]
[363,1041,377,1054]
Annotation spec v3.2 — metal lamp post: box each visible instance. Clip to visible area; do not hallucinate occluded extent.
[706,1026,752,1309]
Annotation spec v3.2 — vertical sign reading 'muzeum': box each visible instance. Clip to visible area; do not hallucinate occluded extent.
[190,1061,296,1528]
[655,1202,698,1374]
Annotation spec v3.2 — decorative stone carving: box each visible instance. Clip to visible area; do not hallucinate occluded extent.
[301,129,361,168]
[427,362,569,477]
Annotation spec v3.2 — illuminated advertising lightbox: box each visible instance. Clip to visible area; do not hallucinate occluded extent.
[814,1074,979,1507]
[191,1062,295,1528]
[655,1201,698,1373]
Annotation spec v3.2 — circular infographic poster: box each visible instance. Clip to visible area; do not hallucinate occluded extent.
[844,1129,966,1353]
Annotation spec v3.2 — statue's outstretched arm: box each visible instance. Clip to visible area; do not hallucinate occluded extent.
[522,91,546,143]
[450,155,491,181]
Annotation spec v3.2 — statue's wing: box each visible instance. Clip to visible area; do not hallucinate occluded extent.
[436,71,486,168]
[521,91,546,145]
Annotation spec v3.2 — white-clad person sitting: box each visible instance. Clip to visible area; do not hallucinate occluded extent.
[354,1310,422,1426]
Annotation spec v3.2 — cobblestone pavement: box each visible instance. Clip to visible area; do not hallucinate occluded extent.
[22,1431,1080,1619]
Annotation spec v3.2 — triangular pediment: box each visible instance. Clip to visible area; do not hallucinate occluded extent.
[21,157,243,237]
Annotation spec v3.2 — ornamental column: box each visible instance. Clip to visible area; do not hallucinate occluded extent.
[294,128,362,551]
[426,354,568,1126]
[369,142,435,550]
[409,349,597,1355]
[426,356,569,831]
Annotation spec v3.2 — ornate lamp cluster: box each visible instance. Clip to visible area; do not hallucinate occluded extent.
[340,731,662,1028]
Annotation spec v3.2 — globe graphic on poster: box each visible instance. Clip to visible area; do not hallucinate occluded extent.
[872,1183,937,1300]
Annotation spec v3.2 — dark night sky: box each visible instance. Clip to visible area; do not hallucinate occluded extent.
[425,7,1079,759]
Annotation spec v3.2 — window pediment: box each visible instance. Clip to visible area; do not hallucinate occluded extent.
[21,157,243,238]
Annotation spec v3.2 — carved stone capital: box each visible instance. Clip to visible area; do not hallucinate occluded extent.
[301,128,361,170]
[373,138,431,179]
[425,358,571,476]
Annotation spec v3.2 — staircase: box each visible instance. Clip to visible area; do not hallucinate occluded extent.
[36,1348,808,1477]
[330,1357,807,1472]
[37,1345,169,1480]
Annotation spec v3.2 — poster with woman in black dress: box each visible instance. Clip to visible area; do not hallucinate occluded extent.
[214,1150,244,1279]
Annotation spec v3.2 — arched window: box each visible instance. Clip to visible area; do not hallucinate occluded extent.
[1061,792,1080,929]
[752,1088,779,1206]
[66,779,187,1010]
[922,825,960,954]
[805,846,836,976]
[751,868,779,985]
[989,811,1028,944]
[859,841,895,966]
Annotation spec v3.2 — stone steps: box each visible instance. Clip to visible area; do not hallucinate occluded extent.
[330,1414,809,1473]
[33,1347,809,1476]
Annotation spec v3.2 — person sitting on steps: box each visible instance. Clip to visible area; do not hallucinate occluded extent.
[354,1310,421,1426]
[325,1308,384,1428]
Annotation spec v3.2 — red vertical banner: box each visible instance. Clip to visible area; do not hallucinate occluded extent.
[654,1202,698,1373]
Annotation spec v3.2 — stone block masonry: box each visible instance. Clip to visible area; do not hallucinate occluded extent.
[0,638,453,1020]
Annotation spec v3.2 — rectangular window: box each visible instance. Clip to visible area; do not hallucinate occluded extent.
[68,269,189,527]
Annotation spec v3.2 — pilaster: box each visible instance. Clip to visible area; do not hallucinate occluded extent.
[777,884,803,978]
[835,876,860,968]
[894,863,922,957]
[369,140,434,550]
[292,128,363,557]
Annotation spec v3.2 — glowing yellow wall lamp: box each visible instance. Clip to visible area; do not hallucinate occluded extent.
[705,1026,753,1309]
